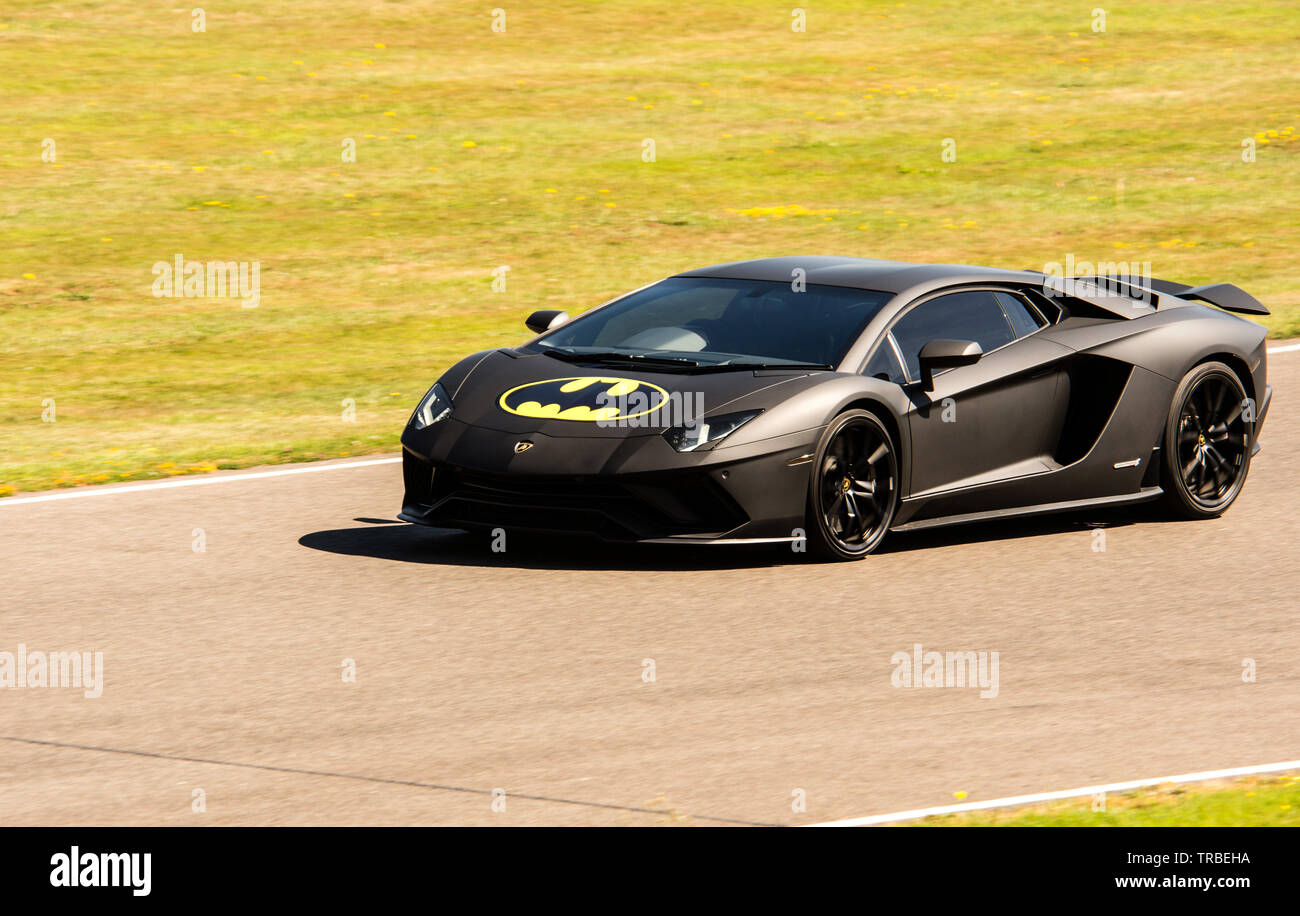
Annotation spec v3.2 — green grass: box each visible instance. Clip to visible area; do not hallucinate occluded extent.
[918,774,1300,826]
[2,0,1298,493]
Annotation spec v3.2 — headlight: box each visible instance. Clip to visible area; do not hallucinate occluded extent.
[409,382,453,430]
[662,410,761,452]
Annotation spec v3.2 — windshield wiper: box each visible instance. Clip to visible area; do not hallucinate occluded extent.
[691,362,833,372]
[539,349,831,372]
[540,349,703,368]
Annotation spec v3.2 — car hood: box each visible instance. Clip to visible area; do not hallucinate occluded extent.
[446,349,824,438]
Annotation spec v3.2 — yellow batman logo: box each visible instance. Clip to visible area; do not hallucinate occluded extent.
[498,376,670,421]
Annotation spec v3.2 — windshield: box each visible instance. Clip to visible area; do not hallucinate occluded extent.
[525,277,891,369]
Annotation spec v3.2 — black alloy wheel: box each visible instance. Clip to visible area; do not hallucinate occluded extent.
[807,410,899,559]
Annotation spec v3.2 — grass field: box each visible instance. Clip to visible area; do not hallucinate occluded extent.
[921,774,1300,826]
[2,0,1298,494]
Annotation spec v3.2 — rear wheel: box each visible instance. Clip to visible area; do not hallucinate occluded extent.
[805,410,899,560]
[1159,361,1251,519]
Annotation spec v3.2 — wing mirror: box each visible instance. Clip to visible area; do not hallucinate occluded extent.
[525,309,570,335]
[917,339,982,391]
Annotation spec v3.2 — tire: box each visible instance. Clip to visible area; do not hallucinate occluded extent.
[1159,361,1252,519]
[804,409,900,560]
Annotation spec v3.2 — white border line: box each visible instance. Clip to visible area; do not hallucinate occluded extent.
[804,758,1300,826]
[1268,343,1300,354]
[0,457,401,506]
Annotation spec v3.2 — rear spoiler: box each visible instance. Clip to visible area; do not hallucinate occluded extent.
[1141,278,1270,316]
[1026,271,1269,316]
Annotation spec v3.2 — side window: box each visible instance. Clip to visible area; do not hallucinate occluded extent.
[890,290,1016,380]
[995,291,1047,338]
[1022,288,1064,323]
[863,336,906,383]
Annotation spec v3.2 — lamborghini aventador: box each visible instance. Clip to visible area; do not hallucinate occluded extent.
[399,257,1271,559]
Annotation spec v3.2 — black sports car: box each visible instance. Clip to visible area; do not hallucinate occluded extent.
[400,257,1271,559]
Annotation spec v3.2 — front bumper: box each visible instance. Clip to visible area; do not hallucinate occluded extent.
[401,456,747,540]
[399,420,817,543]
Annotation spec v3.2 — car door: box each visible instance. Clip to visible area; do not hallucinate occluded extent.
[887,288,1073,506]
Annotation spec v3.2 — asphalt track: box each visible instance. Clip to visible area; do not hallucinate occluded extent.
[2,354,1297,826]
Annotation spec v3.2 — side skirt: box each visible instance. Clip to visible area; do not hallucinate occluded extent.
[889,487,1163,533]
[639,535,801,546]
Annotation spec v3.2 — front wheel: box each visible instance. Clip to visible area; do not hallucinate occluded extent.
[805,410,899,560]
[1159,361,1252,519]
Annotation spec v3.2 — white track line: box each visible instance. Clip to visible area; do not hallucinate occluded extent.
[0,457,401,507]
[805,758,1300,826]
[1268,343,1300,354]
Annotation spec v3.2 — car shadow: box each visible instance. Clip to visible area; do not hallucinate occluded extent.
[299,522,792,571]
[302,504,1165,571]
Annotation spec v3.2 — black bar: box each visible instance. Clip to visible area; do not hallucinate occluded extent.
[0,826,1289,901]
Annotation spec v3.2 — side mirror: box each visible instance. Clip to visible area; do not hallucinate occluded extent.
[525,309,570,335]
[917,339,982,391]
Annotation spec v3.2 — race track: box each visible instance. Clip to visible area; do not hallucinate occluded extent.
[3,354,1297,826]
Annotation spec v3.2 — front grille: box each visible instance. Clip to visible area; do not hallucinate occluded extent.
[414,465,746,541]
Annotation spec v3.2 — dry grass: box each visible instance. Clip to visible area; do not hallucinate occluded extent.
[920,774,1300,826]
[2,0,1298,493]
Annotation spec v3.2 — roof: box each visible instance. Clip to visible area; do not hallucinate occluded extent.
[675,256,1041,296]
